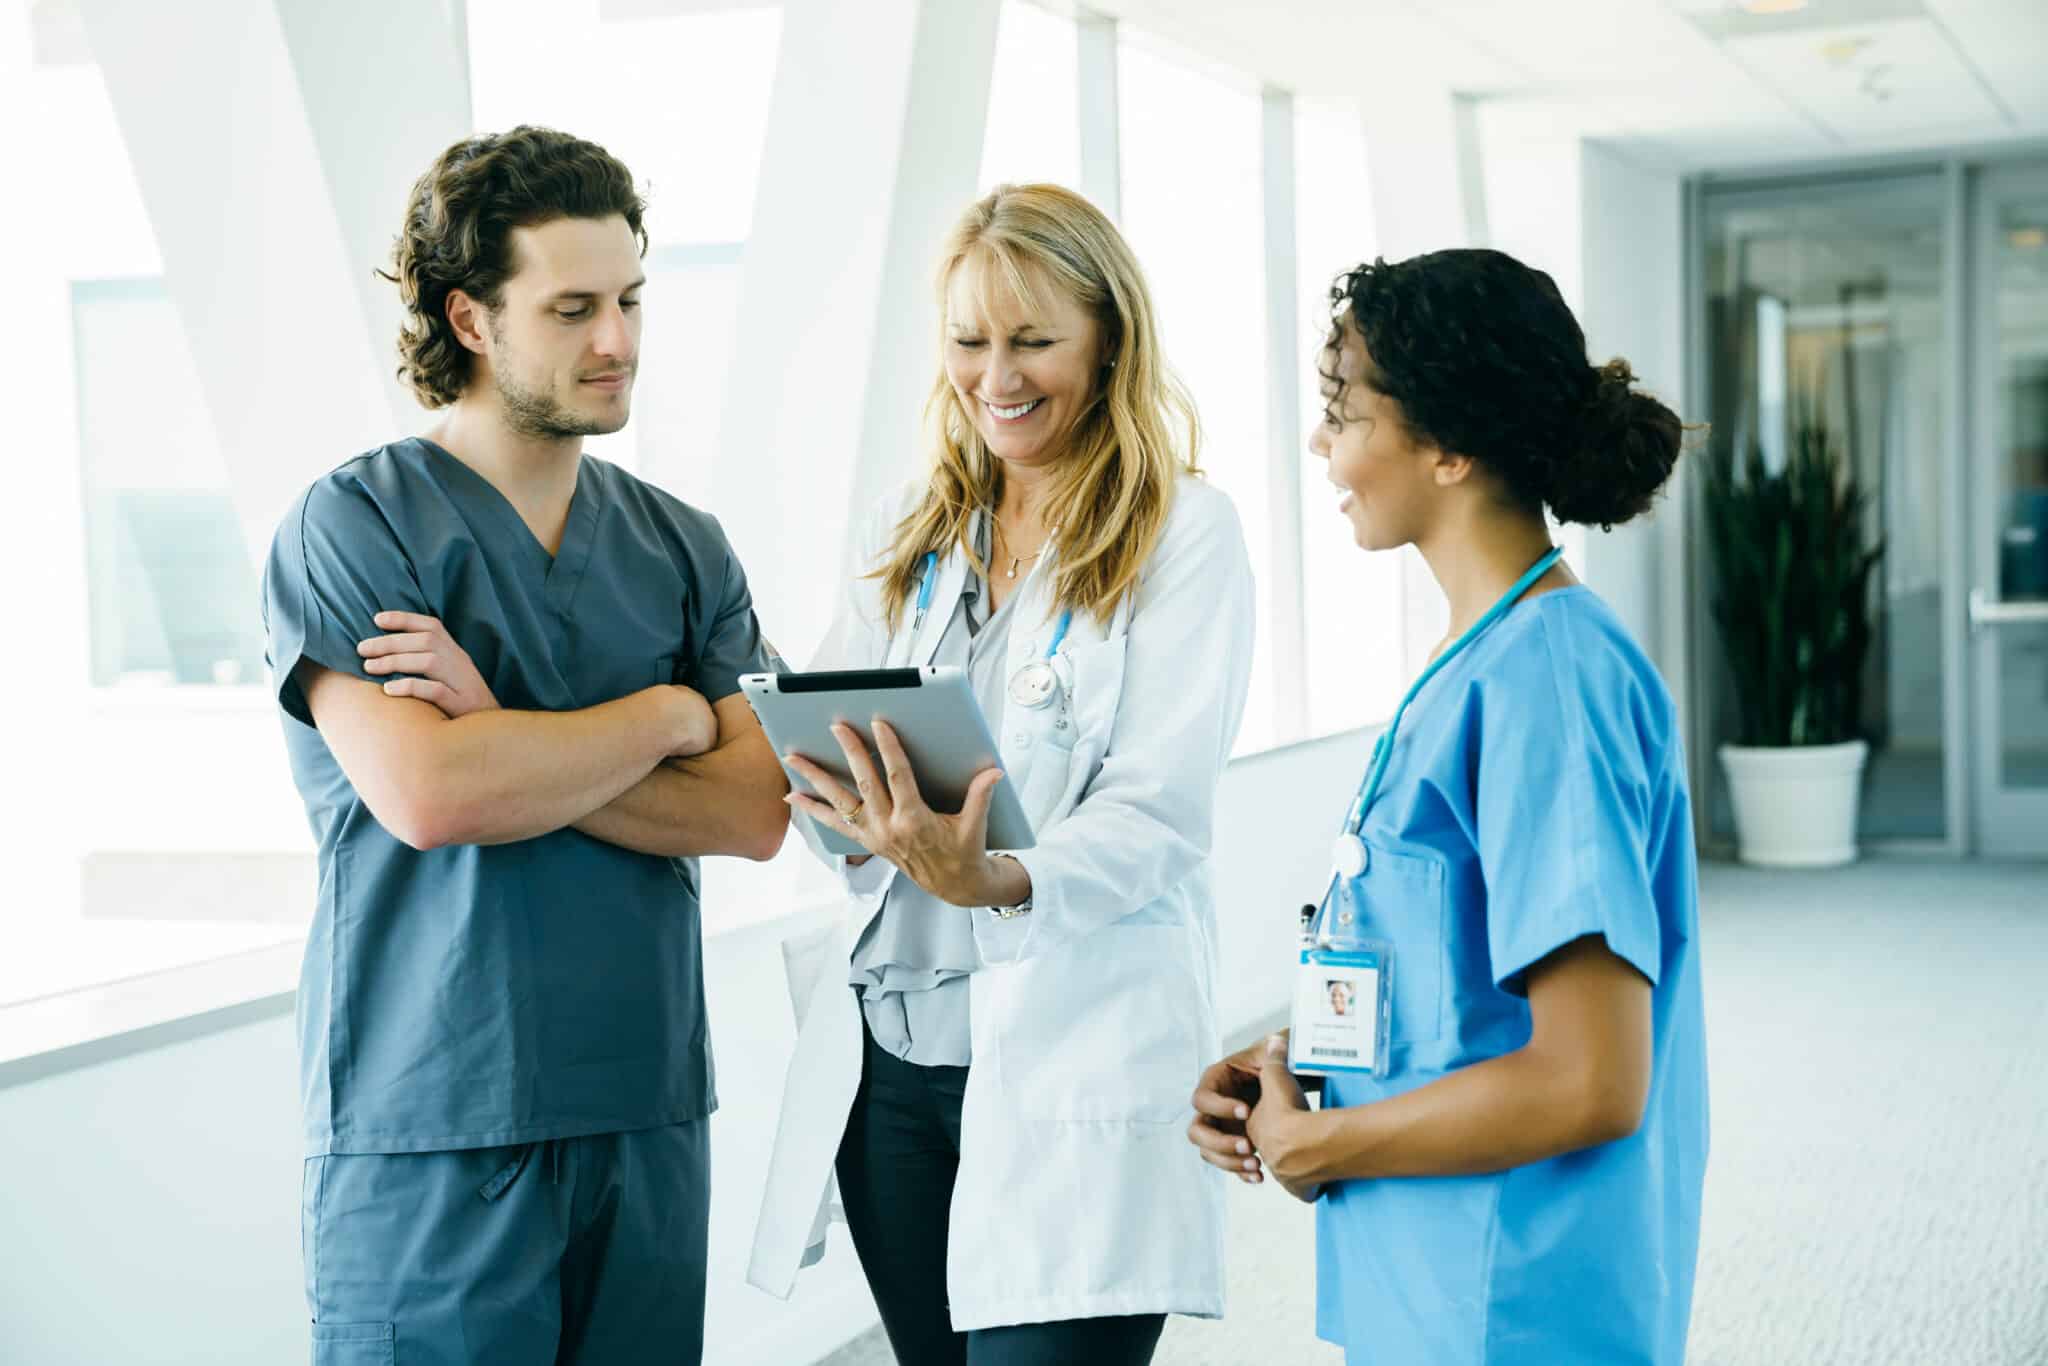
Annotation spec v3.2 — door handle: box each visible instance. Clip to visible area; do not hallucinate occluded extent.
[1970,589,2048,630]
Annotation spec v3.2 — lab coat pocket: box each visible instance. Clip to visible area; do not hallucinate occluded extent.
[1013,728,1079,832]
[1062,632,1129,738]
[310,1321,394,1366]
[993,923,1200,1123]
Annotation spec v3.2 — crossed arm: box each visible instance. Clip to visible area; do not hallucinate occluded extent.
[300,614,788,859]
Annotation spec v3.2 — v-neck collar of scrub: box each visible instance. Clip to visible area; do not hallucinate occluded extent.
[414,435,602,612]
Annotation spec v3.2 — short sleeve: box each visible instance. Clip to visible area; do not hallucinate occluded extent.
[686,521,770,704]
[261,476,431,728]
[1475,614,1663,995]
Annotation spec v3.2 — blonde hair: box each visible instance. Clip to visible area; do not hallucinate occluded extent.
[873,183,1201,631]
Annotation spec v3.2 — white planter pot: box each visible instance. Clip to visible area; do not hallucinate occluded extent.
[1718,739,1870,869]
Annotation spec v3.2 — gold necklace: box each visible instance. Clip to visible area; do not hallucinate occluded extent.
[994,519,1050,580]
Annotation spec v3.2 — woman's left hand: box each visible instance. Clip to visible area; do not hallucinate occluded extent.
[784,720,1009,908]
[1246,1035,1325,1204]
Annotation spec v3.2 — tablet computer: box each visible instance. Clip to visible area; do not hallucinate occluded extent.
[739,666,1035,857]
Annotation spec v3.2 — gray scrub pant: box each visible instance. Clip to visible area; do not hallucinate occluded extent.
[301,1120,709,1365]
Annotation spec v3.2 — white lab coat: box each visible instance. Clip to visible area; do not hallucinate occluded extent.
[746,472,1256,1330]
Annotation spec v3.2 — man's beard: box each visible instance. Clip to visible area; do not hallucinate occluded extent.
[487,314,629,439]
[495,364,628,440]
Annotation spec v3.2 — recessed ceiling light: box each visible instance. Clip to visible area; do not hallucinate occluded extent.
[1743,0,1810,13]
[2011,228,2048,250]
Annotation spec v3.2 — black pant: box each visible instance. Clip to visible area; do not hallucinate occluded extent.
[835,1026,1166,1366]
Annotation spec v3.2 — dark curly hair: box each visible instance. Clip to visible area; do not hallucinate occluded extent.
[1320,248,1681,529]
[380,125,648,408]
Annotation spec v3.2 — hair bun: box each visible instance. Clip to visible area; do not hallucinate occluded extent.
[1546,358,1682,529]
[1593,357,1636,398]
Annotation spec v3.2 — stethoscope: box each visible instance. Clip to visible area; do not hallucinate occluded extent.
[912,550,1074,712]
[1311,545,1566,935]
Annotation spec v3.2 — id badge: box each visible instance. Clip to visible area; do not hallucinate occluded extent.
[1289,941,1392,1078]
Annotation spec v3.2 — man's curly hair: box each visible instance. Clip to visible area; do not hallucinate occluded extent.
[380,126,648,408]
[1320,249,1682,530]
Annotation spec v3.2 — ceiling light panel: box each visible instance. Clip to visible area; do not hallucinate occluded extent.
[1723,15,2008,142]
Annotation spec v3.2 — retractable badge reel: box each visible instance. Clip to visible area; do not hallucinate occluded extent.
[1287,762,1392,1079]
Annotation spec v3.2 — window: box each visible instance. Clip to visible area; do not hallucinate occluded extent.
[980,0,1082,193]
[1293,97,1402,737]
[7,6,790,1009]
[467,1,779,247]
[10,53,306,1009]
[76,279,265,689]
[1116,29,1274,752]
[467,1,781,478]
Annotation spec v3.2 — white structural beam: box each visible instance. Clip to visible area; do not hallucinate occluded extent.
[1260,86,1309,743]
[76,0,470,559]
[1356,75,1487,262]
[272,0,474,428]
[1453,93,1491,250]
[1076,9,1123,221]
[710,0,1003,664]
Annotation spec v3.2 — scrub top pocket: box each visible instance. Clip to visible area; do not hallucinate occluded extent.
[310,1321,395,1366]
[1331,846,1446,1046]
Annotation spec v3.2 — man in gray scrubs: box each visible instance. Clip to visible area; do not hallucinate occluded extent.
[261,126,788,1364]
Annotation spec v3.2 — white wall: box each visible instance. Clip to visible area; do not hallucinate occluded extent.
[1478,110,1690,717]
[1576,142,1688,724]
[0,729,1365,1365]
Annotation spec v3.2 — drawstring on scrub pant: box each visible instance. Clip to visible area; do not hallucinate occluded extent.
[477,1139,565,1202]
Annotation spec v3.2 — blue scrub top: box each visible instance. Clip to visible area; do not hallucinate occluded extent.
[262,437,770,1156]
[1315,587,1709,1365]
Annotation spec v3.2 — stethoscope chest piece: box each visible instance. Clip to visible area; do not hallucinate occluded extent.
[1008,659,1060,710]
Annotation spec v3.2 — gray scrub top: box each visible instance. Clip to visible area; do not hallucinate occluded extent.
[262,437,769,1156]
[847,546,1018,1067]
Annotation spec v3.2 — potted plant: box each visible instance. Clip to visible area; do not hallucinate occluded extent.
[1701,416,1885,867]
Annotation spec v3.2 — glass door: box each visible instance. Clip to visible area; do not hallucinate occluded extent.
[1972,164,2048,855]
[1700,175,1954,846]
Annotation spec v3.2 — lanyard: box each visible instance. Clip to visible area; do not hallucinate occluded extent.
[911,551,1072,660]
[911,552,939,633]
[1308,546,1565,937]
[1041,609,1073,658]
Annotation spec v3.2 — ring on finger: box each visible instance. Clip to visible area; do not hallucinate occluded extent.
[837,799,865,823]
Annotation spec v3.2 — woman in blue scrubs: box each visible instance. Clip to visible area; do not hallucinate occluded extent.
[1188,248,1708,1364]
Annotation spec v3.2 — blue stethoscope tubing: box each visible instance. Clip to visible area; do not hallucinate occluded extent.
[912,549,1072,702]
[1311,545,1566,937]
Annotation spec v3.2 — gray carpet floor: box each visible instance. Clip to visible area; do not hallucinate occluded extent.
[822,857,2048,1365]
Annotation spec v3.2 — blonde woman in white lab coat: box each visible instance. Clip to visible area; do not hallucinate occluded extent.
[748,183,1255,1365]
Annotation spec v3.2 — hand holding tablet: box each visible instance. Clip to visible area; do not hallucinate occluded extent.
[739,668,1037,861]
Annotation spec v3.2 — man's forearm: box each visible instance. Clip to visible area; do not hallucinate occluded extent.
[572,724,789,860]
[410,689,682,847]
